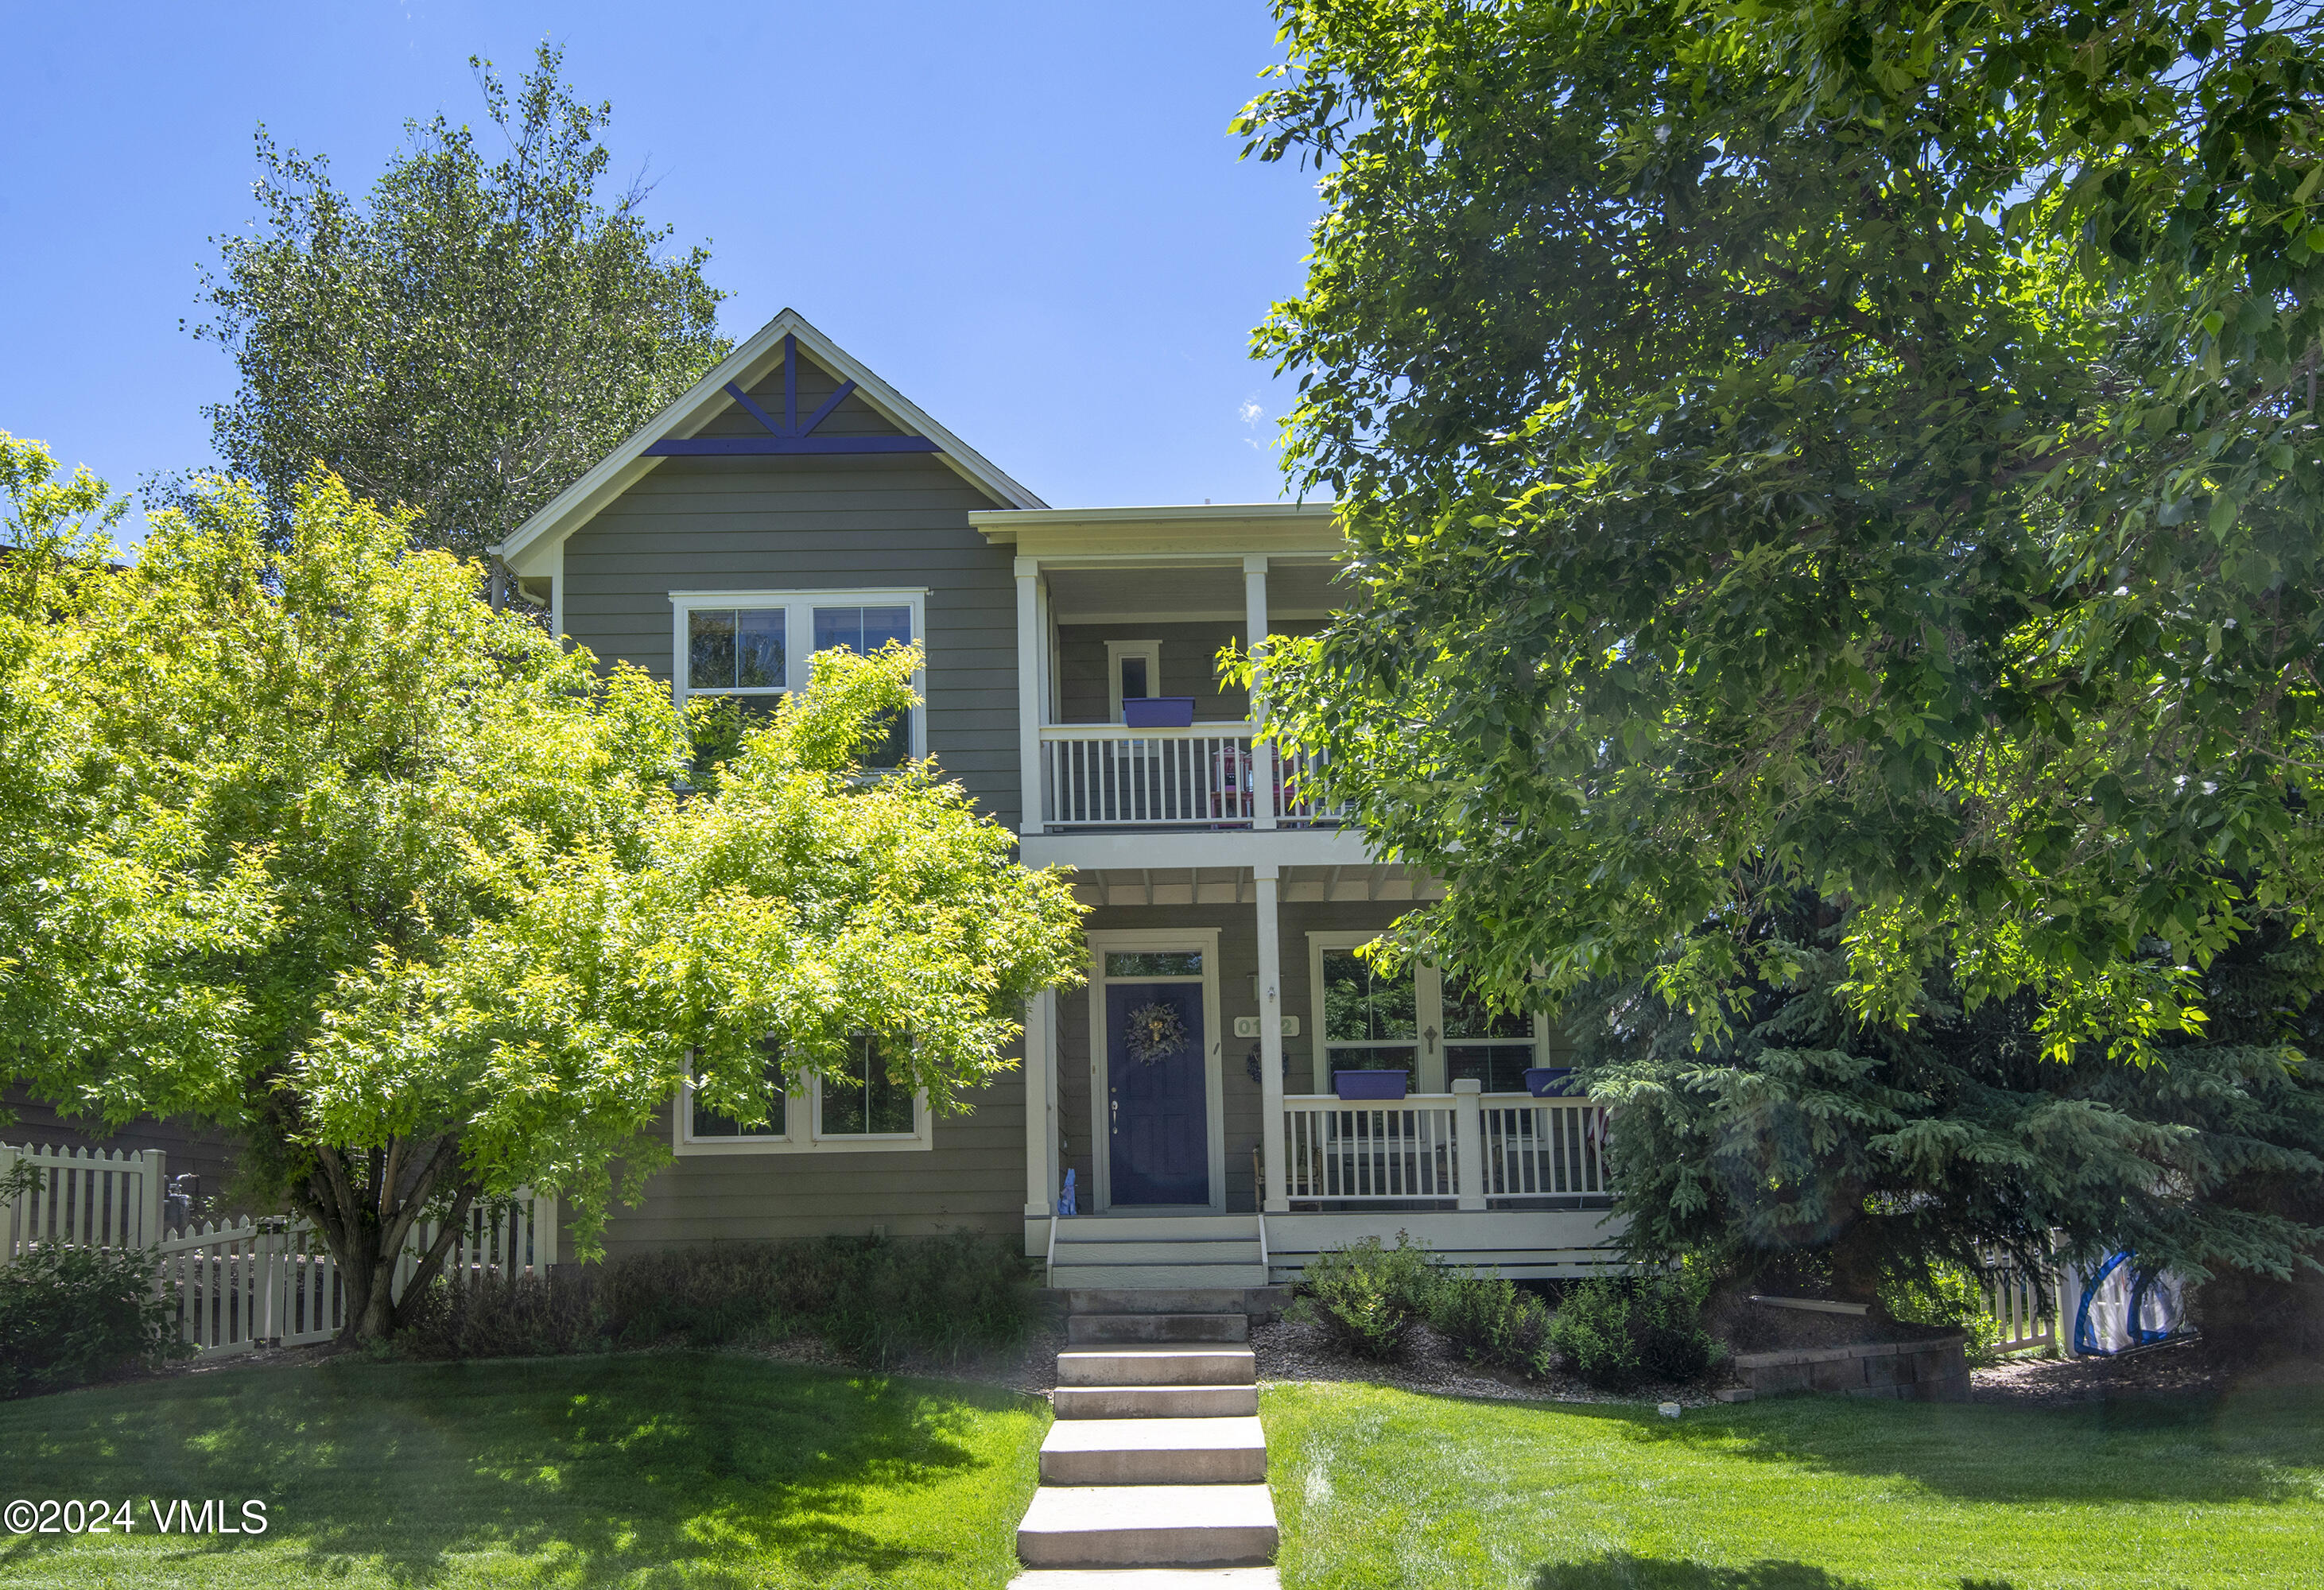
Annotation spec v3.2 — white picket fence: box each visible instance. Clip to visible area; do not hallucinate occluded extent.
[3,1142,557,1358]
[1982,1247,2062,1352]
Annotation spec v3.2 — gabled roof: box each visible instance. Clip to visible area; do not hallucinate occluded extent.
[495,308,1046,566]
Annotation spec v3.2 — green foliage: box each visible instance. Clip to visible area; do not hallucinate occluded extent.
[190,43,728,557]
[1882,1262,2007,1359]
[1236,1,2324,1073]
[394,1232,1038,1368]
[0,1242,191,1398]
[1298,1234,1440,1359]
[1426,1270,1554,1378]
[1577,904,2324,1305]
[0,437,1087,1338]
[1545,1271,1718,1392]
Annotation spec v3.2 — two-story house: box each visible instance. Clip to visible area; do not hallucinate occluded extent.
[495,309,1618,1289]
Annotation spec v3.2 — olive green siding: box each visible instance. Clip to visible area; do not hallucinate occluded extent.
[580,1059,1027,1259]
[557,351,1025,828]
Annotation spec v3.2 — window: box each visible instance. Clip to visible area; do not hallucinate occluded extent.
[689,1041,788,1139]
[669,589,926,763]
[1105,639,1162,722]
[814,604,914,768]
[819,1034,917,1137]
[1106,950,1203,978]
[674,1032,930,1155]
[689,607,786,695]
[1309,933,1554,1092]
[1442,977,1538,1095]
[1318,948,1418,1075]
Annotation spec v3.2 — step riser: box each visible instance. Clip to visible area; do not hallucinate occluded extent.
[1047,1216,1260,1240]
[1053,1242,1261,1266]
[1042,1447,1269,1486]
[1067,1289,1255,1316]
[1059,1350,1255,1387]
[1017,1525,1279,1570]
[1051,1265,1271,1289]
[1068,1314,1248,1345]
[1053,1385,1259,1419]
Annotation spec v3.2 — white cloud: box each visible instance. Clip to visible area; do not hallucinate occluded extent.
[1238,398,1264,426]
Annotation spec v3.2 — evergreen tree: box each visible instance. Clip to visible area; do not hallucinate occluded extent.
[1575,894,2324,1327]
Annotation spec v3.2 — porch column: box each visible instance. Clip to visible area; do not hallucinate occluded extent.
[1255,863,1290,1212]
[1015,556,1043,836]
[1243,555,1276,831]
[1452,1077,1487,1211]
[1022,989,1059,1221]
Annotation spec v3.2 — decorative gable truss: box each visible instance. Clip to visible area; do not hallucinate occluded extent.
[645,335,941,457]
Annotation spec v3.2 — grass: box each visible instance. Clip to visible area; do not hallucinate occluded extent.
[1264,1381,2324,1589]
[0,1352,1049,1588]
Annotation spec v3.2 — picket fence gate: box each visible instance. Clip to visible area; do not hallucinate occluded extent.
[3,1142,557,1358]
[1980,1245,2062,1352]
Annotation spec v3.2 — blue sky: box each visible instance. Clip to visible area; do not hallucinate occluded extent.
[0,2,1325,529]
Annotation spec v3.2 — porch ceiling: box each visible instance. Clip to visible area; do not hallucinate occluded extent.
[1045,560,1348,625]
[1069,863,1444,909]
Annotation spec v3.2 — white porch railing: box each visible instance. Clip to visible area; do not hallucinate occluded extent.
[1036,724,1344,828]
[1282,1084,1612,1208]
[1481,1097,1609,1199]
[1285,1096,1462,1201]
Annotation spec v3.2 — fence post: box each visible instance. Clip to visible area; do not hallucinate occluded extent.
[1452,1078,1487,1211]
[533,1191,558,1270]
[140,1149,165,1250]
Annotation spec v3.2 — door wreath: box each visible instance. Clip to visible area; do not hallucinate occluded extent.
[1123,999,1189,1066]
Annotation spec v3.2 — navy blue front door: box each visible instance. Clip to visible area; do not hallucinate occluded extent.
[1108,981,1209,1205]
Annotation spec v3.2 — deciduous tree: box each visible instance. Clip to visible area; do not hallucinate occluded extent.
[0,438,1083,1339]
[191,42,728,559]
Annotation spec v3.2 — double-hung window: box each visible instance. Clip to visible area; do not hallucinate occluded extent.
[1309,933,1559,1093]
[677,1033,930,1155]
[669,589,927,766]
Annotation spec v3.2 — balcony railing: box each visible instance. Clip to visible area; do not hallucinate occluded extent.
[1036,723,1343,830]
[1281,1087,1610,1208]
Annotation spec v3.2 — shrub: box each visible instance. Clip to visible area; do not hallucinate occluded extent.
[1882,1262,2006,1359]
[1298,1235,1440,1359]
[398,1230,1038,1367]
[0,1244,190,1397]
[1547,1269,1718,1390]
[1428,1271,1553,1377]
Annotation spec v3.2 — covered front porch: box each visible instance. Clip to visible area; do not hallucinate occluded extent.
[1017,864,1624,1282]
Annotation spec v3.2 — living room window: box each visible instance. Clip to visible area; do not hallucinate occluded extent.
[1308,933,1555,1093]
[675,1033,930,1155]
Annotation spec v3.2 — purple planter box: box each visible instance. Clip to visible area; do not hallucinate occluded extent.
[1122,696,1196,729]
[1525,1067,1581,1097]
[1333,1068,1410,1101]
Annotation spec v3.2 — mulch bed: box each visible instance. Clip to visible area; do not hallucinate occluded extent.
[1971,1335,2324,1407]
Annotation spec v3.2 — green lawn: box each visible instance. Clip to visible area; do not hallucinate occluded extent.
[0,1353,1049,1589]
[1264,1381,2324,1589]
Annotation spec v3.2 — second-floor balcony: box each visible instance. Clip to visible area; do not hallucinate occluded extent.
[974,501,1357,846]
[1037,724,1340,830]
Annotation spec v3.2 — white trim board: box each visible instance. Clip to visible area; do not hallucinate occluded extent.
[497,308,1046,571]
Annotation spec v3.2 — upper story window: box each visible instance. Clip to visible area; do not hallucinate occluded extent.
[1106,639,1162,722]
[669,589,927,766]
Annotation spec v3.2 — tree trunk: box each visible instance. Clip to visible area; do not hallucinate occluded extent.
[294,1134,479,1343]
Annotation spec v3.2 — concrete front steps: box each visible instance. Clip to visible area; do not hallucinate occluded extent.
[1011,1289,1279,1588]
[1047,1217,1269,1292]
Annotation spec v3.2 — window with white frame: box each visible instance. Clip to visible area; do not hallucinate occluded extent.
[1106,639,1162,722]
[675,1034,930,1155]
[1308,933,1551,1093]
[669,589,927,766]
